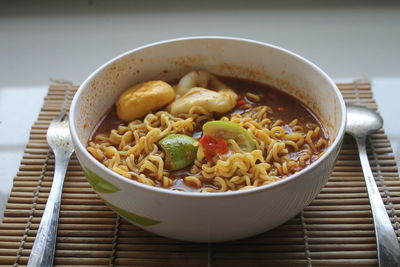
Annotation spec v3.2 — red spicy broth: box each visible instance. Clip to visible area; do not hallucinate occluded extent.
[88,76,329,192]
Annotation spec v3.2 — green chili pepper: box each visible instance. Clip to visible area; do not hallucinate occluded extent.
[202,120,256,151]
[158,134,198,170]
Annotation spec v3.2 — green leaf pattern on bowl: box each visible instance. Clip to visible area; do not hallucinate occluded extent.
[82,166,120,193]
[104,200,160,226]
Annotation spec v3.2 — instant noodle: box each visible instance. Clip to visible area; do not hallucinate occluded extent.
[87,71,329,193]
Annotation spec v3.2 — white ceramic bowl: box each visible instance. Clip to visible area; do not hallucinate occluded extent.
[70,37,346,242]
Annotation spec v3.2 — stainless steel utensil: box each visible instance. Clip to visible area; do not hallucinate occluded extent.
[27,110,74,267]
[346,104,400,267]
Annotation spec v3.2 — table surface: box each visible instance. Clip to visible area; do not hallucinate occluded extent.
[1,0,399,221]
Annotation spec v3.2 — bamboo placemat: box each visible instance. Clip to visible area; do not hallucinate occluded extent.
[1,82,399,267]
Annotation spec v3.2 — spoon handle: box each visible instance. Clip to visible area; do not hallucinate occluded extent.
[355,135,400,267]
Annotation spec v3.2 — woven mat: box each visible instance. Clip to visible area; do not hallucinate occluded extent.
[1,82,399,267]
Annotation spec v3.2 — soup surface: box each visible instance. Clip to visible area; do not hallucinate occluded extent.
[87,71,329,192]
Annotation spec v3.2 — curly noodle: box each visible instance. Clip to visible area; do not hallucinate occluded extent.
[87,101,327,192]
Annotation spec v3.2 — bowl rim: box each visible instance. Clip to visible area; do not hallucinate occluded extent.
[70,35,347,199]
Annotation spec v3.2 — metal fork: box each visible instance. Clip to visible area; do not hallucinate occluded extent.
[27,110,74,267]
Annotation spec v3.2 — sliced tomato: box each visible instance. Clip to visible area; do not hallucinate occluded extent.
[199,135,229,161]
[237,99,247,106]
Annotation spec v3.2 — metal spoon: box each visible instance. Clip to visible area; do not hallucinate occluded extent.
[346,104,400,267]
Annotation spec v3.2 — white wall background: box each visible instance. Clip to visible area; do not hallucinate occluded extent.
[1,0,399,86]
